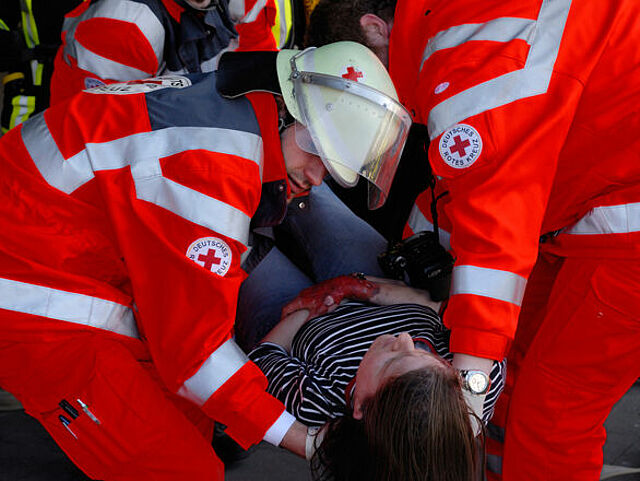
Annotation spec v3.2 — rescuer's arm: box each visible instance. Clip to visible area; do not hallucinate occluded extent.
[122,143,291,450]
[409,5,585,364]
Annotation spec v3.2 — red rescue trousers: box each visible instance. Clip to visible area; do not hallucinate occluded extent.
[489,253,640,481]
[0,315,223,481]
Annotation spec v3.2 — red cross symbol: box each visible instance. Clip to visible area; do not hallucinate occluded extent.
[198,249,222,271]
[449,135,471,157]
[342,66,363,82]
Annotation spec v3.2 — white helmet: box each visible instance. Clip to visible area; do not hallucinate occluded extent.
[276,41,412,209]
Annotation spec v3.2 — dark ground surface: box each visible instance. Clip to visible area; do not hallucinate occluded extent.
[0,381,638,481]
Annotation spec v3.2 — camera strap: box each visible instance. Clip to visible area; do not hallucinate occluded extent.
[426,160,448,245]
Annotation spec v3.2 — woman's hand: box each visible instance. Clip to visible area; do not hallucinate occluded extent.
[280,274,380,321]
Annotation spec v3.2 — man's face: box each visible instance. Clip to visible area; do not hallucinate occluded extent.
[183,0,213,9]
[280,124,328,202]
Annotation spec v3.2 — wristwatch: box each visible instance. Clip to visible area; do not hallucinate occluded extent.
[458,370,490,395]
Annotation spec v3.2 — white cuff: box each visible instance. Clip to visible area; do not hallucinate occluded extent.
[263,410,296,446]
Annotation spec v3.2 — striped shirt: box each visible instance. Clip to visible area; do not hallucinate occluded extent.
[249,301,506,426]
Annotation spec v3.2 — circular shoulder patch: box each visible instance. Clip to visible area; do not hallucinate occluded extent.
[438,124,483,169]
[186,237,232,277]
[84,77,106,89]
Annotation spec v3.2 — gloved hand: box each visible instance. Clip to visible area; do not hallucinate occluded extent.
[281,273,380,321]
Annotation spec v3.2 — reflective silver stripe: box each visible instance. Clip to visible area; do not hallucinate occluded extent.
[228,0,247,22]
[74,43,153,80]
[563,202,640,235]
[420,17,536,70]
[132,166,253,246]
[61,15,75,35]
[238,0,268,23]
[178,339,249,405]
[64,0,164,79]
[0,277,138,338]
[22,119,264,247]
[407,204,451,250]
[22,114,95,194]
[451,265,527,306]
[425,0,573,140]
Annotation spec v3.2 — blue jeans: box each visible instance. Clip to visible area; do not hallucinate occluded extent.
[235,182,387,351]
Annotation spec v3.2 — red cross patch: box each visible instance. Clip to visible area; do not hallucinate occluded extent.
[438,124,483,169]
[341,66,364,82]
[186,237,232,277]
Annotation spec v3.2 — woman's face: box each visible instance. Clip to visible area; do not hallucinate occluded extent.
[352,332,449,419]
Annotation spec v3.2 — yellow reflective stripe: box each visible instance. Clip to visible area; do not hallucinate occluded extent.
[271,0,293,49]
[283,0,293,46]
[0,18,9,30]
[20,0,39,48]
[9,95,36,129]
[2,72,25,84]
[271,0,281,46]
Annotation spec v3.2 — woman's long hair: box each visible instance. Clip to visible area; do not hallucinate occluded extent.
[311,367,478,481]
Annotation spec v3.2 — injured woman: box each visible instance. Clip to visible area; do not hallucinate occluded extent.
[248,274,506,481]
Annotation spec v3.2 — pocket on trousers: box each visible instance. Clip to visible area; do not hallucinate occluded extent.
[36,349,152,479]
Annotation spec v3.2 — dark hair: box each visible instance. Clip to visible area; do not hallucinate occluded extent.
[311,367,478,481]
[305,0,397,48]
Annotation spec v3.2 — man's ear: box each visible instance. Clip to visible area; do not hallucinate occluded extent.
[359,13,391,49]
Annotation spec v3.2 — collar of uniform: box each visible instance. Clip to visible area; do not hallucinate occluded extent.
[160,0,184,23]
[245,91,289,227]
[245,92,288,187]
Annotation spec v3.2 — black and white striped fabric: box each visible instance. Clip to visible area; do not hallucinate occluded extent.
[249,301,506,427]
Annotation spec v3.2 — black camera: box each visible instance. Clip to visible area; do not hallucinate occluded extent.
[378,231,454,302]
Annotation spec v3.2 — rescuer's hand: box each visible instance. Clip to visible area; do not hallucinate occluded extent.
[281,274,380,321]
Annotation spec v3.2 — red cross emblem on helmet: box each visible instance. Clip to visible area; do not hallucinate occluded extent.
[342,66,364,82]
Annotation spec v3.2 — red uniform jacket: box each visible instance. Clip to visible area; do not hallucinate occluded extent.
[390,0,640,360]
[50,0,277,105]
[0,72,288,448]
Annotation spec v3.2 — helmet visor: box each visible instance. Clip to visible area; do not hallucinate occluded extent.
[291,70,412,209]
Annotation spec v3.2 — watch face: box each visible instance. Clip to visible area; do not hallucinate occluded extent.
[468,372,489,394]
